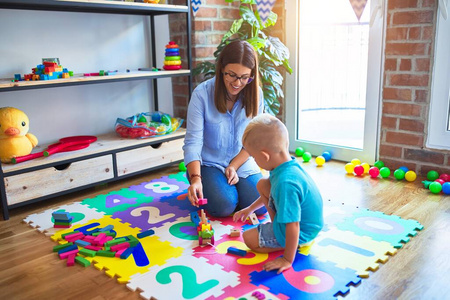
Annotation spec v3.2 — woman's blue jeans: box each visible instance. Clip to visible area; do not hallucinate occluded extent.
[196,166,267,217]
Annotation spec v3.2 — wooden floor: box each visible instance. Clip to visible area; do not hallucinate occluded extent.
[0,160,449,300]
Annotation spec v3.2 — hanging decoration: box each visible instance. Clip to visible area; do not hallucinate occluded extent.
[349,0,368,21]
[256,0,276,24]
[192,0,203,17]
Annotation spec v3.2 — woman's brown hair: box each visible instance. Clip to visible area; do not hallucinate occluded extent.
[214,40,260,118]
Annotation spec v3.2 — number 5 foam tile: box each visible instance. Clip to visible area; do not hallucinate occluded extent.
[250,253,361,299]
[23,202,105,236]
[335,209,424,248]
[127,256,240,300]
[128,174,189,200]
[307,228,397,278]
[81,188,152,215]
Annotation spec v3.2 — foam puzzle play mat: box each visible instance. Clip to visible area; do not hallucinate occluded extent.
[24,172,424,300]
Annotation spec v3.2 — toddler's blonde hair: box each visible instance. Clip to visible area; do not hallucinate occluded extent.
[242,113,289,153]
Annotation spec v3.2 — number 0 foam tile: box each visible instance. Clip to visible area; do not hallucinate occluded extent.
[335,209,424,248]
[307,228,397,278]
[23,202,105,235]
[127,256,240,300]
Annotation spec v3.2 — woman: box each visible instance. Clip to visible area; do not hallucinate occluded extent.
[183,40,266,217]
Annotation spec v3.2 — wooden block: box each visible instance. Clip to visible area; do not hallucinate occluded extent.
[57,244,78,255]
[96,250,116,257]
[110,242,130,252]
[79,248,96,257]
[227,247,247,257]
[75,256,90,267]
[120,247,135,259]
[230,228,241,237]
[248,213,259,225]
[197,198,207,205]
[137,229,155,239]
[67,254,76,267]
[53,242,73,252]
[59,249,79,259]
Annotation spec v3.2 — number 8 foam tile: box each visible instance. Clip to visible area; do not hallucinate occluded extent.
[128,174,189,200]
[127,256,239,300]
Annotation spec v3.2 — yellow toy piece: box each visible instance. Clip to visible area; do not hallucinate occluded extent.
[0,107,38,163]
[163,60,182,66]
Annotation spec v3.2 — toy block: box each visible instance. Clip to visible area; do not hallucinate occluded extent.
[190,211,200,226]
[96,250,116,257]
[53,242,74,252]
[75,256,90,267]
[252,291,266,300]
[105,237,127,247]
[200,209,208,224]
[79,248,96,257]
[197,198,208,205]
[64,232,84,242]
[75,239,90,247]
[115,248,126,258]
[99,225,114,232]
[54,225,72,228]
[227,247,247,257]
[61,231,79,238]
[110,242,130,252]
[52,211,72,220]
[104,236,113,243]
[14,74,21,80]
[126,235,140,248]
[59,249,79,259]
[84,245,102,251]
[230,228,241,237]
[62,73,70,78]
[248,213,259,225]
[83,235,96,243]
[67,254,76,267]
[120,247,135,259]
[137,229,155,239]
[93,233,106,245]
[57,244,78,255]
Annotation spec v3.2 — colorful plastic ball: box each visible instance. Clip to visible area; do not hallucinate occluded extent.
[379,167,391,178]
[302,152,312,162]
[351,158,361,166]
[429,182,442,194]
[439,173,450,182]
[394,169,406,180]
[354,165,364,176]
[405,171,417,182]
[322,151,331,162]
[295,147,305,157]
[399,166,409,173]
[369,167,380,178]
[345,163,355,174]
[178,161,187,172]
[427,170,439,181]
[435,179,446,185]
[374,160,385,169]
[442,182,450,195]
[315,156,325,166]
[361,162,370,173]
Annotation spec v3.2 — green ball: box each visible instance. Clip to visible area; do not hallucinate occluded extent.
[178,161,187,172]
[137,115,147,123]
[302,152,312,162]
[374,160,385,169]
[379,167,391,178]
[295,147,305,157]
[429,182,442,194]
[394,169,405,180]
[427,170,439,181]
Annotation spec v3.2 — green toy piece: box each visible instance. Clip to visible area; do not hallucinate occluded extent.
[429,182,442,194]
[295,147,305,157]
[179,161,187,172]
[422,180,433,189]
[427,170,439,181]
[302,152,312,162]
[75,256,91,267]
[374,160,385,169]
[394,169,405,180]
[379,167,391,178]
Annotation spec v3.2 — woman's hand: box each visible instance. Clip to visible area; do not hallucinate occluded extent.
[225,165,239,185]
[233,207,252,222]
[263,256,292,274]
[187,177,203,207]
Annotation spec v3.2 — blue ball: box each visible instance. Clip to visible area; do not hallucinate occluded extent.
[322,151,331,162]
[443,182,450,195]
[399,166,409,173]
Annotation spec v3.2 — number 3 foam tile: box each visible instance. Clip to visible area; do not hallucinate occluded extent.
[307,228,397,278]
[128,174,189,200]
[127,256,240,300]
[23,202,105,235]
[250,253,361,299]
[335,210,424,248]
[81,188,152,215]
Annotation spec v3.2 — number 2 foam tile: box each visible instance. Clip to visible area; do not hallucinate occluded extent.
[81,188,152,215]
[335,209,424,248]
[128,174,189,200]
[127,256,240,300]
[306,228,397,278]
[23,202,105,235]
[250,253,361,299]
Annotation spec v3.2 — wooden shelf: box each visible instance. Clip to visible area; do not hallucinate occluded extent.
[0,70,191,92]
[0,0,189,15]
[2,128,186,174]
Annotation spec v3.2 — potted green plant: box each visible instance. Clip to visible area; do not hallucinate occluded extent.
[192,0,292,115]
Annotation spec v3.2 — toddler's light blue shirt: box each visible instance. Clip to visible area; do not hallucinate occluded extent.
[183,77,263,177]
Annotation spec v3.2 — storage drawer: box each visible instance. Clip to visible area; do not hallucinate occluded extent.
[116,138,184,176]
[4,155,113,206]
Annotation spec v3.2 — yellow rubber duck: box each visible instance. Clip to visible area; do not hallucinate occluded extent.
[0,107,38,163]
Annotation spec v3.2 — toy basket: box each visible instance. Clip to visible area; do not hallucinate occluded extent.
[115,111,183,139]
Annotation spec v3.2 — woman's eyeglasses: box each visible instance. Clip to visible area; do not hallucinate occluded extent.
[223,72,254,84]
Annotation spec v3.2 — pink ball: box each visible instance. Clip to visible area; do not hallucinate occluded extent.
[435,179,446,185]
[354,165,364,176]
[439,173,450,182]
[369,167,380,178]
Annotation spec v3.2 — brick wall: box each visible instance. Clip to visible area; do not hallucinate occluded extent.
[380,0,449,176]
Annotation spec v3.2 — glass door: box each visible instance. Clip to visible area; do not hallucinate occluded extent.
[285,0,385,164]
